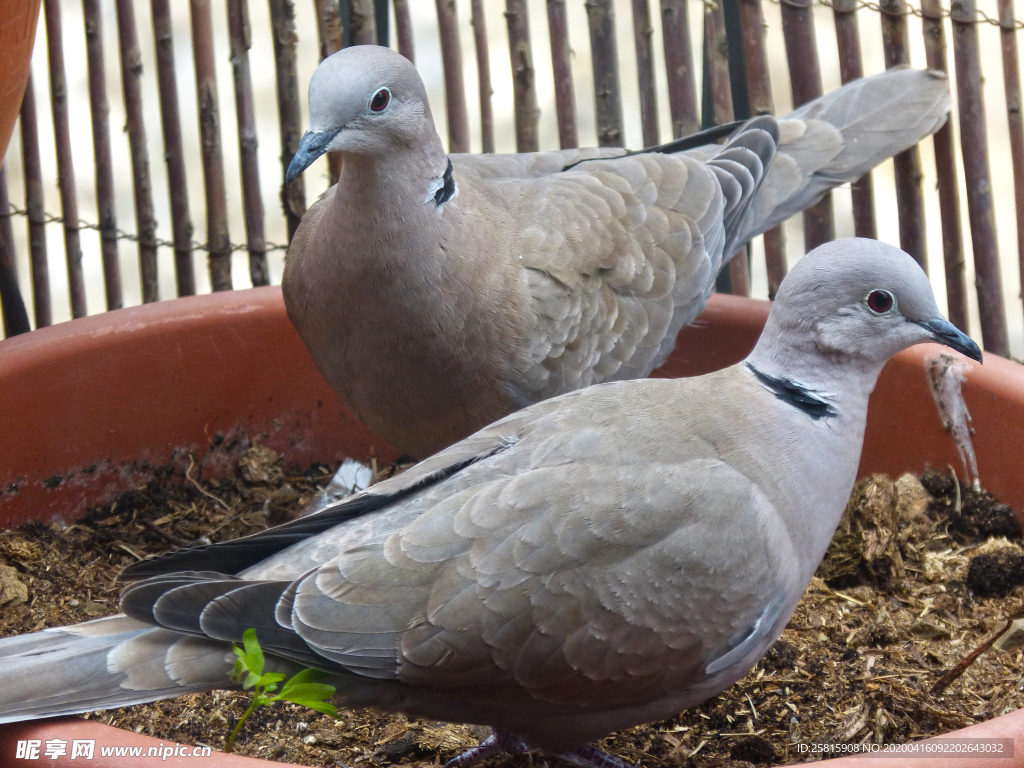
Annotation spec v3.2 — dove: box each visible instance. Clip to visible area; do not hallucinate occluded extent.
[0,239,981,768]
[281,45,951,459]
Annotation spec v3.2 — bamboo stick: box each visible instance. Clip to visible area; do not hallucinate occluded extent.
[951,0,1008,355]
[151,0,195,296]
[632,0,659,147]
[781,0,834,250]
[832,0,877,240]
[704,1,733,126]
[269,0,306,241]
[880,0,928,270]
[313,0,344,184]
[739,0,786,297]
[586,0,625,147]
[394,0,415,61]
[190,0,232,291]
[922,0,968,332]
[314,0,343,57]
[661,0,699,137]
[727,249,751,297]
[44,0,87,317]
[350,0,377,45]
[547,0,578,148]
[506,0,539,153]
[83,0,123,310]
[20,74,50,328]
[0,165,30,336]
[115,0,160,303]
[739,0,771,117]
[470,0,494,153]
[227,0,268,287]
[436,0,470,153]
[999,0,1024,331]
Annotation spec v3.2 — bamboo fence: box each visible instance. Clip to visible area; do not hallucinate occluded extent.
[0,0,1023,360]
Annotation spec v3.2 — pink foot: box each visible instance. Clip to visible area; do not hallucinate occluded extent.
[555,744,639,768]
[444,731,529,768]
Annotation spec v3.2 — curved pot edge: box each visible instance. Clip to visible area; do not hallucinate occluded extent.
[0,292,1021,766]
[0,286,402,528]
[2,709,1022,767]
[0,0,40,162]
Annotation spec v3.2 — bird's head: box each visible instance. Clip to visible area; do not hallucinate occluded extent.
[286,45,436,184]
[759,237,981,367]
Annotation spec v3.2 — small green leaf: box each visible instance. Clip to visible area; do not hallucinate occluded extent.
[224,628,342,752]
[299,700,340,717]
[276,683,337,705]
[241,628,264,676]
[257,672,286,690]
[277,668,323,693]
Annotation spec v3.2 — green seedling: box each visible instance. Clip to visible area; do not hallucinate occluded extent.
[226,628,340,753]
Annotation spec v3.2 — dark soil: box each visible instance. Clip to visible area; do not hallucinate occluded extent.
[966,550,1024,598]
[1,454,1023,767]
[920,469,1022,543]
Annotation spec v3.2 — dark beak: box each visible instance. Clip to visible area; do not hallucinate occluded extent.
[913,317,983,363]
[285,128,341,185]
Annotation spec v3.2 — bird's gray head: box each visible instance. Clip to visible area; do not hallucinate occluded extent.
[758,238,981,368]
[286,46,435,184]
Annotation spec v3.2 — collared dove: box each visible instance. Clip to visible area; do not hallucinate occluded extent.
[0,239,981,768]
[282,45,951,459]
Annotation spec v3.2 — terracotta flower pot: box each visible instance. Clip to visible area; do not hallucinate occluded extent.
[0,0,41,160]
[0,288,1021,766]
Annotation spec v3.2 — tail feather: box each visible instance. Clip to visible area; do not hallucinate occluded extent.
[0,615,237,723]
[696,67,950,245]
[706,115,781,257]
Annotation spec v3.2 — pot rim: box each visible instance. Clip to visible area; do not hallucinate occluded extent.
[1,290,1021,766]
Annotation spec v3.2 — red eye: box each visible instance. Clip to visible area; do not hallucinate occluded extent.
[370,88,390,112]
[866,290,894,314]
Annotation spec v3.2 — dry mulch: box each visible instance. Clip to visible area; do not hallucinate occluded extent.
[1,449,1022,767]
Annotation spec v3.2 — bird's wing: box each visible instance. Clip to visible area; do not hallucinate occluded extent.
[696,66,950,244]
[504,68,947,404]
[505,118,779,403]
[391,452,799,707]
[116,378,801,708]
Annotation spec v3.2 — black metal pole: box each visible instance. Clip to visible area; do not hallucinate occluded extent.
[375,0,388,45]
[722,0,750,119]
[0,165,31,337]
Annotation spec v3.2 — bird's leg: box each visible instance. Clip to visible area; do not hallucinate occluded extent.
[444,731,529,768]
[555,744,639,768]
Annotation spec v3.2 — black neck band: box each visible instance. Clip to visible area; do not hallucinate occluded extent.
[434,159,456,205]
[746,363,836,420]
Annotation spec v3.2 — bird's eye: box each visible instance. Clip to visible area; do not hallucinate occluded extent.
[369,88,391,113]
[865,289,895,314]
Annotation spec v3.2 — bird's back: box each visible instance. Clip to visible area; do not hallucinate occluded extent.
[283,65,949,458]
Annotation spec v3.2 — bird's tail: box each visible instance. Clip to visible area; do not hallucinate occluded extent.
[0,614,237,723]
[701,66,951,246]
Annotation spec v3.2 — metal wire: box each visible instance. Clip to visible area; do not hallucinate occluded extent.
[0,205,289,254]
[768,0,1024,30]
